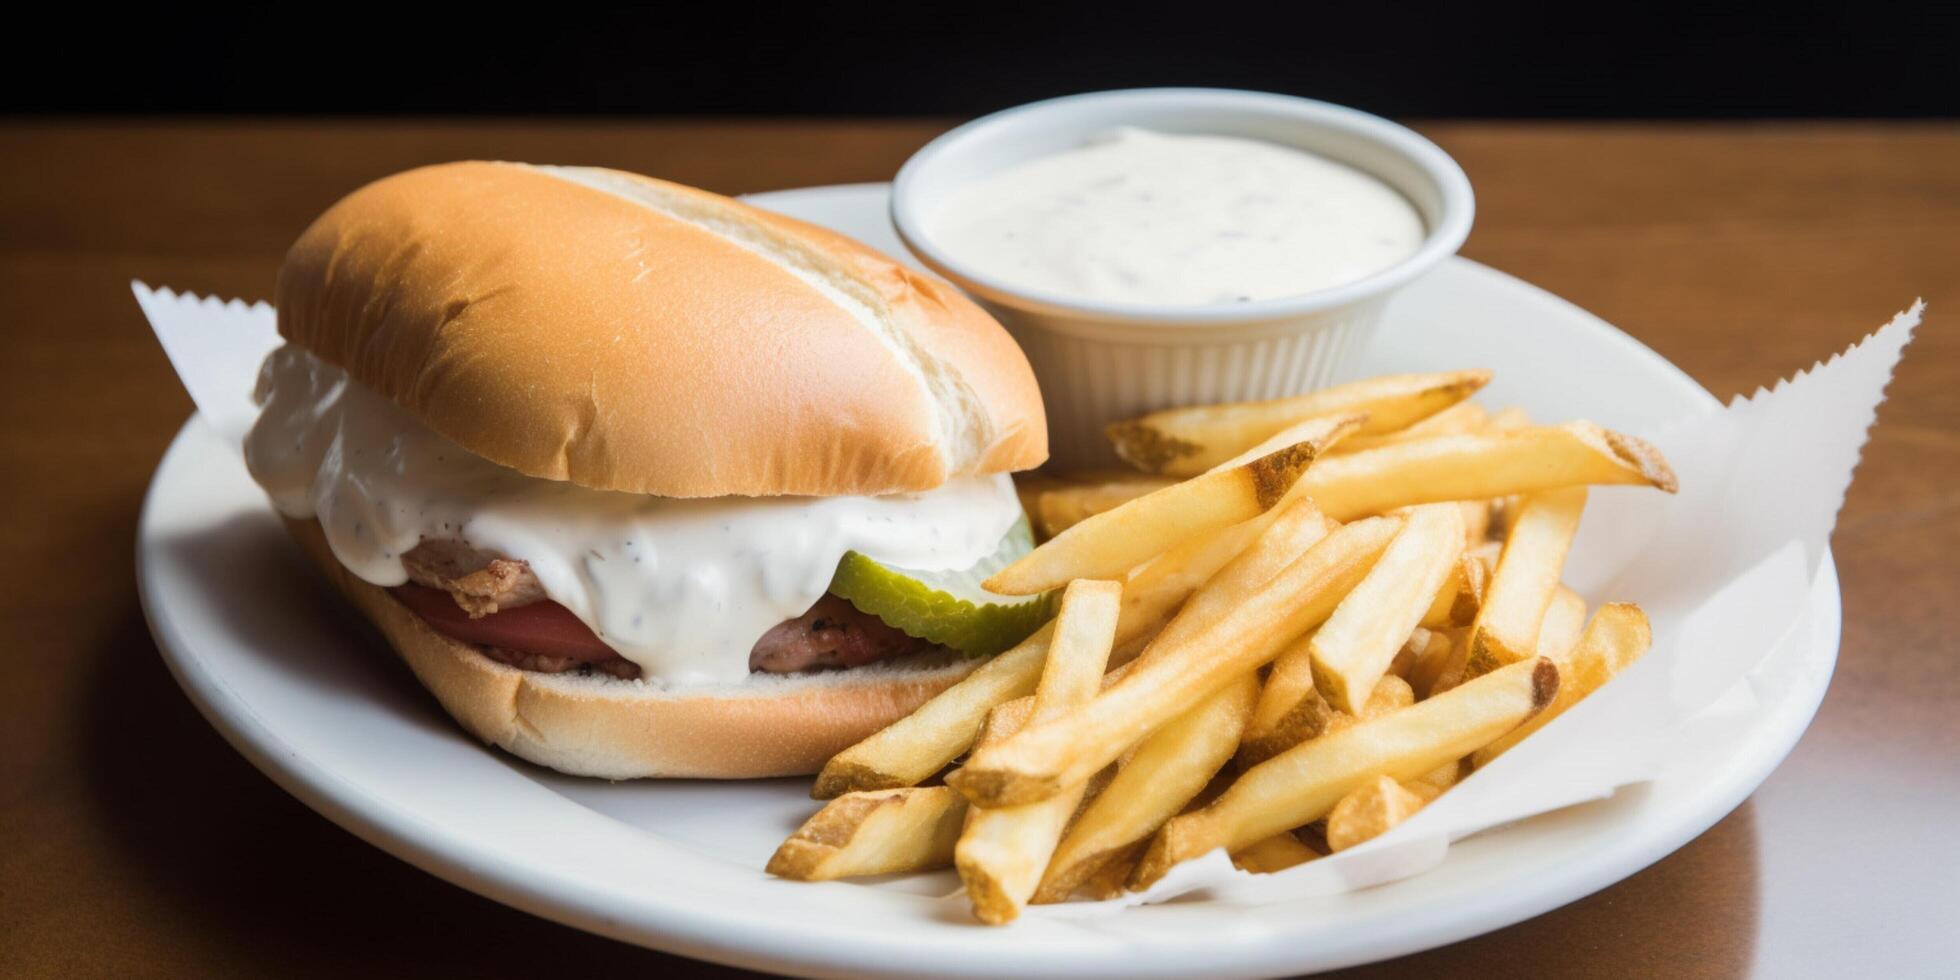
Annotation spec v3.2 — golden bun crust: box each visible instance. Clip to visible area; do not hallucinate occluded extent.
[276,161,1046,498]
[287,519,977,779]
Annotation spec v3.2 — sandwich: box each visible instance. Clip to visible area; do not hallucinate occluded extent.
[244,161,1049,779]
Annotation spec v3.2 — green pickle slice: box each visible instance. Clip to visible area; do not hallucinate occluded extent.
[827,518,1054,657]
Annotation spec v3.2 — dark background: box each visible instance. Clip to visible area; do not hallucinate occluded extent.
[12,5,1959,118]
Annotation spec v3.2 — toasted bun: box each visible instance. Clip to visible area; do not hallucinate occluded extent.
[286,518,978,779]
[275,161,1045,497]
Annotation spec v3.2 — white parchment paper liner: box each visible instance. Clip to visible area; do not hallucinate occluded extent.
[134,280,1922,911]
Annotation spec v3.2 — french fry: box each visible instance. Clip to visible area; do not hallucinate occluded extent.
[1132,657,1559,889]
[813,622,1053,799]
[1536,585,1588,661]
[767,787,968,880]
[1487,406,1532,432]
[1078,842,1145,900]
[1142,498,1338,655]
[1241,631,1321,757]
[1310,504,1466,712]
[1240,670,1415,768]
[985,437,1328,596]
[1324,775,1429,852]
[1107,370,1491,476]
[1409,759,1463,798]
[1206,411,1369,473]
[1329,400,1490,455]
[1461,499,1493,548]
[956,580,1121,924]
[1116,494,1335,649]
[1419,553,1488,630]
[977,695,1036,749]
[780,371,1690,921]
[1116,524,1258,649]
[1230,831,1322,873]
[1472,603,1652,767]
[1466,487,1589,677]
[1035,672,1259,902]
[1298,422,1676,522]
[1406,628,1464,699]
[951,517,1402,809]
[1035,474,1178,538]
[1386,627,1427,680]
[811,608,1155,798]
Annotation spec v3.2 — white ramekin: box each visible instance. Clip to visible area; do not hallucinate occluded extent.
[892,88,1474,468]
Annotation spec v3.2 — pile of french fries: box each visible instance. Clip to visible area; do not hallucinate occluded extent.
[769,371,1672,924]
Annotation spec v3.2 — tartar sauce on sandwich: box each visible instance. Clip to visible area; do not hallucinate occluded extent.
[244,346,1023,688]
[929,128,1426,306]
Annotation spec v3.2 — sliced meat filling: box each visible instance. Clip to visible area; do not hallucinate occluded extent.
[394,539,940,677]
[748,594,946,673]
[401,539,547,617]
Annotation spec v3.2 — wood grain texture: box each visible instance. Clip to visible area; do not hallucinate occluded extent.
[0,120,1953,977]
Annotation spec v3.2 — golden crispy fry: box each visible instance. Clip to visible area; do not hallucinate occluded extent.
[1330,400,1491,455]
[1230,831,1322,873]
[1145,498,1339,654]
[1419,553,1488,630]
[1487,406,1533,432]
[1427,651,1471,697]
[1467,487,1589,676]
[977,695,1035,749]
[1133,657,1559,888]
[1036,672,1258,902]
[1310,504,1466,712]
[1115,524,1258,650]
[1116,495,1335,650]
[1076,842,1146,900]
[1406,628,1464,699]
[957,580,1121,924]
[1325,775,1429,852]
[1461,499,1493,548]
[1472,603,1652,767]
[1299,423,1675,522]
[1386,627,1427,680]
[951,517,1402,809]
[1207,412,1369,473]
[1240,670,1415,767]
[1034,475,1178,538]
[1536,585,1588,661]
[768,787,968,880]
[985,437,1330,596]
[813,622,1052,799]
[1242,631,1321,754]
[786,372,1687,917]
[1108,371,1491,476]
[1409,759,1463,799]
[980,652,1142,751]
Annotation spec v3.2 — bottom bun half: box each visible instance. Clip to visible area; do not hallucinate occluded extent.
[284,518,978,779]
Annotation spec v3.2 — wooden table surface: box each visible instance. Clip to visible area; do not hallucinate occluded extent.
[1,119,1953,978]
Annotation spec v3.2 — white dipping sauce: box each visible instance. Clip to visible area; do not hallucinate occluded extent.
[930,128,1426,306]
[244,346,1022,688]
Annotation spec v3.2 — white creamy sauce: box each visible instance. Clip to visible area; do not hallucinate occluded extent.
[243,346,1022,687]
[930,128,1426,306]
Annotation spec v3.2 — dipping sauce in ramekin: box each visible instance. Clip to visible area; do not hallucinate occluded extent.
[894,89,1473,467]
[930,128,1427,307]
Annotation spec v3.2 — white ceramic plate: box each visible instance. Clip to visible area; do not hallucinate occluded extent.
[137,183,1838,978]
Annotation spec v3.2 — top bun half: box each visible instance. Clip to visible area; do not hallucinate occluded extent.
[275,162,1047,498]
